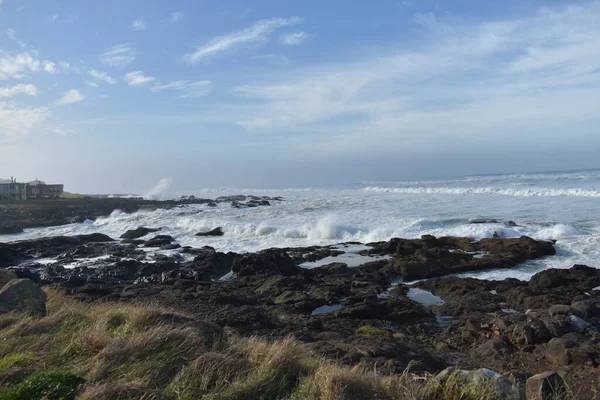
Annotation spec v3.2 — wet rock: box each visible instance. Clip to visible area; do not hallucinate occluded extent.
[196,227,224,237]
[121,239,145,246]
[529,265,600,292]
[0,279,47,316]
[525,371,568,400]
[120,227,161,240]
[144,235,175,248]
[371,235,555,281]
[310,262,348,275]
[0,234,114,268]
[232,249,300,277]
[0,225,23,234]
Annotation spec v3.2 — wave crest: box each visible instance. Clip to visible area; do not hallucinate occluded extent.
[364,186,600,198]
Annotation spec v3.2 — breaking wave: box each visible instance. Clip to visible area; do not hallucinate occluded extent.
[364,186,600,198]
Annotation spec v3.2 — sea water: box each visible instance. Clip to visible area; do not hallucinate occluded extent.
[3,169,600,281]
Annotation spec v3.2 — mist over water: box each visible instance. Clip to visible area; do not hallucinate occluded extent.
[4,169,600,281]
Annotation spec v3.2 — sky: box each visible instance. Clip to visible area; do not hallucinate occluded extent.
[0,0,599,194]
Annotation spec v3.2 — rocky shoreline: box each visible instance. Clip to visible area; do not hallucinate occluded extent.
[0,195,282,234]
[0,200,599,398]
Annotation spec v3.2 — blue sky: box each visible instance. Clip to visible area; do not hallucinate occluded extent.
[1,0,599,194]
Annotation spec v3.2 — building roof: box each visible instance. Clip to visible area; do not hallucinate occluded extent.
[28,180,46,185]
[0,179,11,184]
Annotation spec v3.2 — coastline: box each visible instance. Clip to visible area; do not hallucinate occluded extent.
[1,210,599,397]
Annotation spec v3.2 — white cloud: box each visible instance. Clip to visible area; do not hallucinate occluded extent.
[124,71,155,86]
[85,80,99,88]
[152,80,214,98]
[100,44,136,67]
[43,60,56,74]
[280,31,309,46]
[0,84,38,98]
[229,2,600,156]
[170,12,184,22]
[57,89,84,105]
[52,127,76,135]
[0,101,51,140]
[183,17,302,63]
[88,68,116,84]
[132,17,147,31]
[0,52,41,79]
[6,29,26,48]
[253,54,291,66]
[47,13,59,22]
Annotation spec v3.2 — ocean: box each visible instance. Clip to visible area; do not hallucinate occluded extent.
[4,169,600,281]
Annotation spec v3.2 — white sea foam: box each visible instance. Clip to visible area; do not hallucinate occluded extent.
[144,177,173,200]
[364,186,600,198]
[2,170,600,281]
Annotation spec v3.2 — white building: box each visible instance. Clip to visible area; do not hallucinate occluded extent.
[0,177,27,201]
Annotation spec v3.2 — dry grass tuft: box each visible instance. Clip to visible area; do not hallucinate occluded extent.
[0,288,505,399]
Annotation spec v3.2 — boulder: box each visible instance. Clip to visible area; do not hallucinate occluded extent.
[0,268,18,288]
[545,338,590,366]
[548,305,572,317]
[232,249,300,276]
[144,235,175,248]
[196,227,224,237]
[525,371,567,400]
[436,368,522,400]
[0,279,47,316]
[120,227,160,240]
[570,300,600,318]
[76,233,114,243]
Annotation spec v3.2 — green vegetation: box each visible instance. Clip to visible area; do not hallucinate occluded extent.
[0,353,33,369]
[0,289,499,399]
[356,325,393,337]
[0,371,84,400]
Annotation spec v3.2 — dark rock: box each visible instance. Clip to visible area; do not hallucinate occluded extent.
[0,279,47,316]
[160,244,181,250]
[76,233,114,243]
[548,305,573,317]
[196,227,224,237]
[232,249,300,276]
[372,235,555,281]
[570,300,600,318]
[121,239,145,246]
[471,336,514,362]
[144,235,175,248]
[0,225,23,234]
[120,227,161,240]
[529,265,600,292]
[545,338,580,366]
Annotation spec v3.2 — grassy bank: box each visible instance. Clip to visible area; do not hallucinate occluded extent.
[0,289,496,400]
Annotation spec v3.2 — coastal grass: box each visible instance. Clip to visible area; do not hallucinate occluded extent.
[0,289,500,400]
